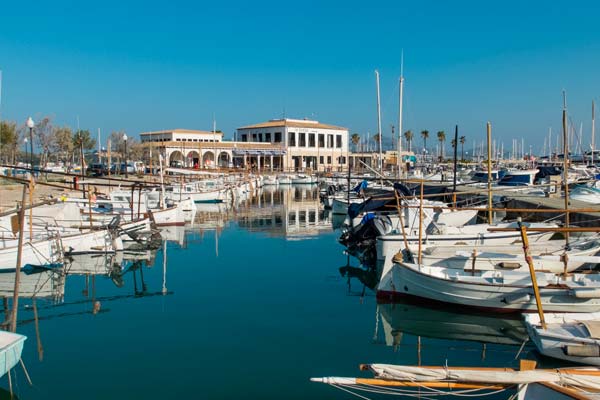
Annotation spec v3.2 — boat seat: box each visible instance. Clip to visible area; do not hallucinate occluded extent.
[581,320,600,339]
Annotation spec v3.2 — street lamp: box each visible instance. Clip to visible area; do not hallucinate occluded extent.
[123,134,128,178]
[23,138,28,166]
[26,117,34,168]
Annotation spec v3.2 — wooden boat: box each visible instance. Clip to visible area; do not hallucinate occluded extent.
[525,312,600,366]
[0,331,26,379]
[312,362,600,400]
[377,260,600,313]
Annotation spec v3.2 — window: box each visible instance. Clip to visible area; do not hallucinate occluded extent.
[176,138,181,142]
[289,132,296,146]
[327,156,332,164]
[319,156,324,164]
[336,135,342,148]
[299,133,306,147]
[327,134,333,148]
[252,133,258,142]
[340,156,346,164]
[265,133,271,142]
[308,133,315,147]
[318,134,324,148]
[274,132,282,142]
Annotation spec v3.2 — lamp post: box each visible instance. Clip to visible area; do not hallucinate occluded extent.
[123,134,128,178]
[26,117,34,168]
[23,138,28,166]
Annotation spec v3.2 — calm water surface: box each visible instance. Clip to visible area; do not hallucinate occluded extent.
[8,186,539,399]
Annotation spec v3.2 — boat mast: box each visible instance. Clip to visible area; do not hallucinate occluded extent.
[375,70,383,177]
[397,52,404,178]
[486,122,493,224]
[592,100,596,165]
[562,91,570,246]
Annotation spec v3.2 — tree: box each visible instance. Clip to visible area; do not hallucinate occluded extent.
[351,133,361,152]
[372,134,381,151]
[459,136,466,161]
[53,126,74,164]
[0,121,19,164]
[34,116,56,167]
[72,129,96,167]
[404,130,414,153]
[437,130,446,160]
[420,130,429,154]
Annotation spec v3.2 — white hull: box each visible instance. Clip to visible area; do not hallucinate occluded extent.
[378,261,600,312]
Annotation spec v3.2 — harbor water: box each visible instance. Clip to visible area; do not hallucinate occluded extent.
[9,186,538,399]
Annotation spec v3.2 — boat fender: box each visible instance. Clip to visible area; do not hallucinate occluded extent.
[563,344,600,357]
[570,288,600,299]
[497,262,522,269]
[502,293,531,304]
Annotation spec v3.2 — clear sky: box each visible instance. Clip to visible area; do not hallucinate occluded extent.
[1,0,599,154]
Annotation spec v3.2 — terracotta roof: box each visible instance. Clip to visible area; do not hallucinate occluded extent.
[140,129,224,136]
[237,119,347,131]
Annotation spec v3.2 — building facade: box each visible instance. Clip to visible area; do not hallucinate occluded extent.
[236,118,349,172]
[140,129,226,167]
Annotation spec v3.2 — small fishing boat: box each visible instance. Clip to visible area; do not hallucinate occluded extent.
[0,331,27,379]
[312,362,600,400]
[569,185,600,204]
[525,312,600,366]
[377,259,600,313]
[277,174,293,185]
[291,174,316,184]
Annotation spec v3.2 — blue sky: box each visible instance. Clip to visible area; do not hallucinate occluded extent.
[1,0,599,154]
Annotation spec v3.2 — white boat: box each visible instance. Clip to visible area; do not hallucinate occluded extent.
[277,174,293,185]
[418,239,600,274]
[569,185,600,204]
[377,260,600,312]
[0,331,27,379]
[313,363,600,400]
[497,168,539,186]
[376,221,558,274]
[525,312,600,366]
[291,174,316,184]
[332,197,364,215]
[263,175,278,185]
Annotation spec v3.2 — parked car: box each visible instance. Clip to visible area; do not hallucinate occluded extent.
[119,162,136,174]
[87,163,108,176]
[170,160,184,168]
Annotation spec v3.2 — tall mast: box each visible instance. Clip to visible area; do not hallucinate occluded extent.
[562,91,570,246]
[375,70,383,175]
[0,70,2,162]
[397,52,404,177]
[592,100,596,165]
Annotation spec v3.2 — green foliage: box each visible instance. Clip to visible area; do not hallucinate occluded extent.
[73,129,96,151]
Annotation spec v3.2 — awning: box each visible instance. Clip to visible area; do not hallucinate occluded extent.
[232,149,287,156]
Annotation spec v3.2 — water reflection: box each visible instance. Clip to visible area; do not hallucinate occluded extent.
[182,185,334,240]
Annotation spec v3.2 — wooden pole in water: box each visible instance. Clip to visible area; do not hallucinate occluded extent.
[562,92,570,246]
[486,122,493,224]
[418,180,424,265]
[518,220,546,330]
[10,183,28,333]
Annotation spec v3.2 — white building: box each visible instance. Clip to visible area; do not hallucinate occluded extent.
[140,129,223,144]
[236,118,349,172]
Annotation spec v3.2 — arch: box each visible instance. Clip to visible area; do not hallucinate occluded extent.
[218,151,230,168]
[169,150,184,167]
[202,151,215,168]
[187,150,200,168]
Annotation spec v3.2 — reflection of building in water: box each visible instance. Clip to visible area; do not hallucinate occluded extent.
[236,186,332,239]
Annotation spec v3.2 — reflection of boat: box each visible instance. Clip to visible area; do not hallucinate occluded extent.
[378,301,528,346]
[0,269,65,300]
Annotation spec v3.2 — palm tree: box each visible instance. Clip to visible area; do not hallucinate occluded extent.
[459,136,466,161]
[351,133,361,152]
[404,130,414,152]
[420,130,429,154]
[437,130,446,161]
[372,134,381,151]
